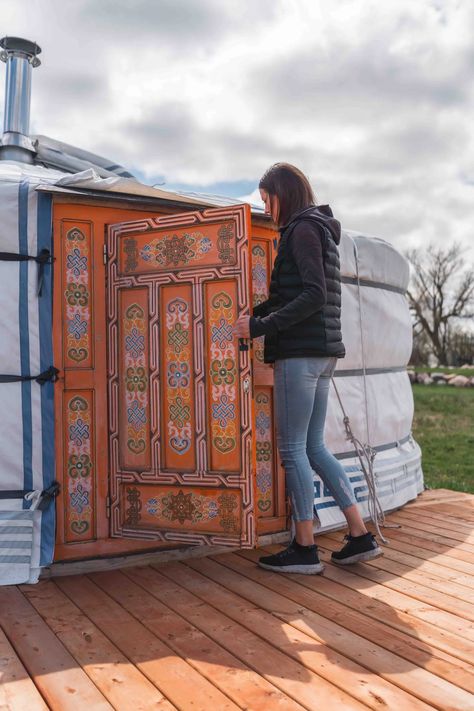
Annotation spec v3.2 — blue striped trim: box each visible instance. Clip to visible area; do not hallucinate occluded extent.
[314,472,422,510]
[0,540,32,549]
[0,526,32,534]
[19,181,33,506]
[0,555,31,563]
[37,192,55,566]
[0,511,34,520]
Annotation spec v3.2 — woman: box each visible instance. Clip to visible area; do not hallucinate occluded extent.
[234,163,382,574]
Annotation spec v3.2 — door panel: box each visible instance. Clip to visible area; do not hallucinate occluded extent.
[107,205,255,547]
[249,231,288,528]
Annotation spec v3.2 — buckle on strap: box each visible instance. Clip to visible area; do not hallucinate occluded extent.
[0,248,55,296]
[0,366,59,385]
[37,481,61,511]
[35,366,59,384]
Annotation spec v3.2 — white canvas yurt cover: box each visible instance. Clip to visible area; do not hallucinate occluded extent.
[0,164,423,585]
[0,163,63,584]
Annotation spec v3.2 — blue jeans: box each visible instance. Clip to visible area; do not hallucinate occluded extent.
[274,356,357,521]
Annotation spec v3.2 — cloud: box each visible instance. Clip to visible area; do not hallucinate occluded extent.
[0,0,472,260]
[74,0,279,53]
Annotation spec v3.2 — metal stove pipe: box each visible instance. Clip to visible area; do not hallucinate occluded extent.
[0,36,41,163]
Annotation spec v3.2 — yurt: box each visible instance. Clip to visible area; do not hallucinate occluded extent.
[0,37,423,585]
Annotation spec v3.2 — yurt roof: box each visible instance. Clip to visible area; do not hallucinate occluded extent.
[45,169,267,214]
[0,159,266,216]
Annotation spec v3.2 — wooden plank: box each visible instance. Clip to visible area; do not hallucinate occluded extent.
[386,512,474,548]
[223,550,474,693]
[127,564,369,711]
[93,569,307,711]
[0,586,112,710]
[253,545,474,656]
[404,491,474,508]
[316,536,474,624]
[321,532,474,595]
[374,529,474,576]
[378,520,474,561]
[0,626,49,710]
[155,561,437,711]
[398,509,474,532]
[192,554,474,710]
[391,511,474,541]
[48,540,237,578]
[420,503,474,521]
[55,574,236,711]
[21,580,175,710]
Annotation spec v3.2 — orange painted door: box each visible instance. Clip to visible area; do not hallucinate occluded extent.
[107,204,256,547]
[249,227,288,534]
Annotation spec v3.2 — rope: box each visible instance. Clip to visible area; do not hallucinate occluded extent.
[331,236,398,545]
[330,376,391,544]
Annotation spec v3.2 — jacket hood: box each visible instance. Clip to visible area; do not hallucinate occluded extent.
[281,204,342,245]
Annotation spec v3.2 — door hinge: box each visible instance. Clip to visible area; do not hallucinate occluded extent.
[103,243,108,265]
[106,495,112,518]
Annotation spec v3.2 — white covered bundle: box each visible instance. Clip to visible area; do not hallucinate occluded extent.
[0,162,59,584]
[315,230,423,530]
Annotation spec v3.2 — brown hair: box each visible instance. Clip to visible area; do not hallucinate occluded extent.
[259,162,316,227]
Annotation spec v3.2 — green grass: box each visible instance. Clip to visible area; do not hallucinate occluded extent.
[412,384,474,493]
[412,366,474,377]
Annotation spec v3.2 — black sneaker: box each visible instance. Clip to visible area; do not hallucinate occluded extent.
[258,539,324,575]
[331,532,383,565]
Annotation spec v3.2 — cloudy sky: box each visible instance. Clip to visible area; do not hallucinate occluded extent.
[1,0,473,258]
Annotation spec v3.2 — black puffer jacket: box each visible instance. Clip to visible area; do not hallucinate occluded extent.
[249,204,346,363]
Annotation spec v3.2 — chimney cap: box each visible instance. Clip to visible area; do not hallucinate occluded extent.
[0,37,42,66]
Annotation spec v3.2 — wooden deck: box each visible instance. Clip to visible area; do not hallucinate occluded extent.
[1,488,474,710]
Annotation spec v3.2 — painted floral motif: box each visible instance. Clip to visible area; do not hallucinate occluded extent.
[210,358,235,386]
[64,228,91,364]
[217,223,235,264]
[68,454,92,479]
[67,395,93,537]
[165,297,192,455]
[140,231,211,267]
[65,282,89,306]
[125,366,147,393]
[123,303,148,456]
[251,244,269,364]
[254,390,274,513]
[167,362,190,388]
[209,291,237,454]
[144,489,238,532]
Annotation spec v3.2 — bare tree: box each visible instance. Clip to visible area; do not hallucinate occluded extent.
[405,242,474,365]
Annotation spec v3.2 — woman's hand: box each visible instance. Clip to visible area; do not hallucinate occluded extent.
[233,314,251,339]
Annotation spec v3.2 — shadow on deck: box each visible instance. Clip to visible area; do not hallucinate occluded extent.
[1,488,473,710]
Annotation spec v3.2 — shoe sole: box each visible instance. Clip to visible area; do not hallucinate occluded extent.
[258,562,325,575]
[331,548,384,565]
